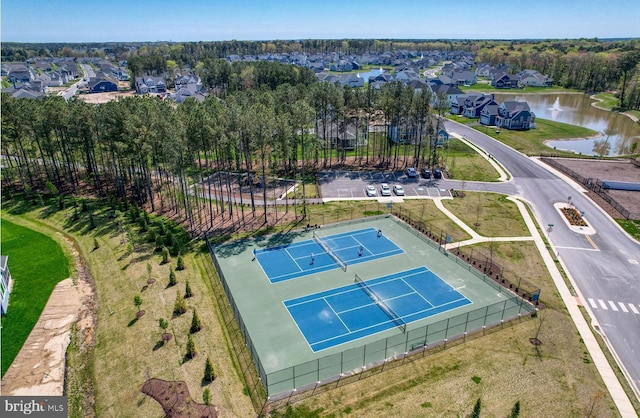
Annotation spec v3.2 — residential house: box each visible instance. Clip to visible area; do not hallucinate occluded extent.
[315,120,366,150]
[135,76,166,94]
[480,104,500,126]
[462,94,497,118]
[1,255,13,315]
[518,70,553,87]
[491,73,519,89]
[7,64,34,83]
[89,73,118,93]
[330,60,353,72]
[429,83,464,110]
[450,70,477,86]
[495,101,536,130]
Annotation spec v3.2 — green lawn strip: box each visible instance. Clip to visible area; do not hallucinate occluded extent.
[0,217,71,376]
[616,219,640,241]
[446,138,500,181]
[473,118,597,156]
[442,192,530,237]
[591,93,619,111]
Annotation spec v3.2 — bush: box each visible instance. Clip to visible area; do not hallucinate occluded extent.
[176,254,185,270]
[93,238,100,250]
[190,309,202,333]
[185,334,197,359]
[155,236,164,251]
[185,280,193,298]
[203,357,215,382]
[173,292,187,315]
[168,268,177,287]
[161,246,170,264]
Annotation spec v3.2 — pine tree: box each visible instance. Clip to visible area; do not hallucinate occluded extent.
[471,398,482,418]
[185,334,197,359]
[168,268,177,287]
[93,238,100,250]
[155,235,164,251]
[204,357,215,382]
[176,254,185,270]
[185,280,193,298]
[161,246,170,264]
[203,388,212,405]
[173,292,187,315]
[508,401,520,418]
[190,309,202,333]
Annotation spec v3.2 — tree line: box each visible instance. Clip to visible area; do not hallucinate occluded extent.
[1,68,442,235]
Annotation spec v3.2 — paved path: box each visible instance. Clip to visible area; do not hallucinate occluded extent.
[1,278,81,396]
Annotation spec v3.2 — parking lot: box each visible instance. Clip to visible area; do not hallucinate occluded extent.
[318,170,452,200]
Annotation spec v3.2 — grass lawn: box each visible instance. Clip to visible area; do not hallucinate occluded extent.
[442,192,530,237]
[617,219,640,241]
[446,138,500,181]
[471,118,597,156]
[0,218,70,376]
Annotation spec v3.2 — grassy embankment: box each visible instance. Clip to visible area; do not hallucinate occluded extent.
[3,190,635,417]
[0,218,71,376]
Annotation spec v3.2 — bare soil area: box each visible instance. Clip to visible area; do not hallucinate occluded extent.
[77,90,135,104]
[547,158,640,218]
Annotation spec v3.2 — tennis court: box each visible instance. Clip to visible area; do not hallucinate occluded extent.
[285,266,471,352]
[209,215,537,397]
[255,227,404,283]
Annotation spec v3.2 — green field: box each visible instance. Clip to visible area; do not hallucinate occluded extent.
[1,218,70,376]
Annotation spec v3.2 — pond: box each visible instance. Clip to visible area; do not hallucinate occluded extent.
[493,93,640,156]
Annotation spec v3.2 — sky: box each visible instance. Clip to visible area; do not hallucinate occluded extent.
[1,0,639,43]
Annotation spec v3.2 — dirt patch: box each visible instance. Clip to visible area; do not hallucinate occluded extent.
[545,158,640,219]
[77,90,135,104]
[141,378,217,418]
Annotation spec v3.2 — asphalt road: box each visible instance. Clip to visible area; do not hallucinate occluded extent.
[443,120,640,398]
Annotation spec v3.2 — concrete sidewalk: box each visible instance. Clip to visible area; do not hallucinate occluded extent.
[437,193,637,416]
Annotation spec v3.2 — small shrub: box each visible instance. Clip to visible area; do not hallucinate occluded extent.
[203,388,212,406]
[93,238,100,250]
[203,357,215,382]
[185,280,193,298]
[173,292,187,315]
[471,375,482,384]
[147,228,157,243]
[168,268,177,287]
[155,236,164,251]
[161,246,170,264]
[185,334,197,359]
[133,295,142,312]
[190,309,202,333]
[176,254,185,270]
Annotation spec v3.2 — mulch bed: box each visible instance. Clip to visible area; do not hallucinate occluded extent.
[141,378,217,418]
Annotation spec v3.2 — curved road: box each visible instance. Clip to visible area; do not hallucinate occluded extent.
[441,120,640,400]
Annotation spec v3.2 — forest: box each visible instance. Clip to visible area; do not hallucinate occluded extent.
[2,38,640,237]
[1,66,437,236]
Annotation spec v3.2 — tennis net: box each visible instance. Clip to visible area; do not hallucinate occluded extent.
[354,274,406,333]
[312,231,347,272]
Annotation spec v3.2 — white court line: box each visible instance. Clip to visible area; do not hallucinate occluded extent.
[618,302,628,313]
[608,300,618,311]
[324,296,353,332]
[598,299,608,309]
[588,298,598,309]
[629,304,639,314]
[284,247,304,272]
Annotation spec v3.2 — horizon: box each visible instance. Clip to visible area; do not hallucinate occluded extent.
[2,0,639,44]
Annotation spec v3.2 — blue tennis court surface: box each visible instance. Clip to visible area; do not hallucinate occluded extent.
[284,266,473,352]
[255,228,404,283]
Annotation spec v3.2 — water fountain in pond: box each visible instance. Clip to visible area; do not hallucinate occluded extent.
[551,97,561,111]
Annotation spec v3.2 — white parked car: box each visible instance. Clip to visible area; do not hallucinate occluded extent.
[365,185,377,197]
[380,183,391,196]
[393,185,405,196]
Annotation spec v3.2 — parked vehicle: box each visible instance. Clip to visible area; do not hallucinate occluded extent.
[380,183,391,196]
[393,185,405,196]
[433,169,442,179]
[366,185,377,197]
[421,168,431,179]
[406,167,417,178]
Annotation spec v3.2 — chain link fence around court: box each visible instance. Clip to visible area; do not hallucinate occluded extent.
[205,214,539,412]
